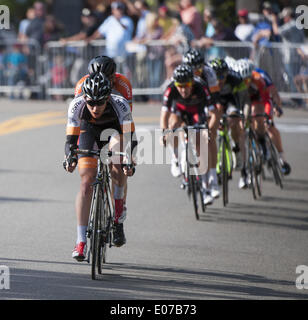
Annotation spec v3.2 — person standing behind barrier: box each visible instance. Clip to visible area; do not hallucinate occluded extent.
[4,44,29,98]
[43,15,64,46]
[272,7,305,104]
[143,13,164,92]
[59,8,99,44]
[234,9,255,42]
[179,0,203,40]
[25,2,46,48]
[87,1,134,62]
[163,13,195,81]
[18,7,35,41]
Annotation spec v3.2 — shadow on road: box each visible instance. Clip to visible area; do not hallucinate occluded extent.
[0,259,307,300]
[0,196,65,203]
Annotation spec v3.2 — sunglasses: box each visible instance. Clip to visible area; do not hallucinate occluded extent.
[86,99,106,107]
[174,81,193,88]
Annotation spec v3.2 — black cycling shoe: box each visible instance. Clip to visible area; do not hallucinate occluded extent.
[281,161,291,176]
[113,223,126,247]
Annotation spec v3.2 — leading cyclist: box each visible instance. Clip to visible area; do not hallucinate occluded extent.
[63,72,136,261]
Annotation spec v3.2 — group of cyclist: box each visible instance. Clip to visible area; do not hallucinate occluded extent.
[62,48,291,262]
[160,48,291,206]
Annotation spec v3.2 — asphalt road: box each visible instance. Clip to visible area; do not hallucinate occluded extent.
[0,99,307,300]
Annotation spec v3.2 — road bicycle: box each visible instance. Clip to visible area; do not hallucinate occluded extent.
[73,148,132,280]
[245,114,264,200]
[216,114,238,207]
[165,123,208,220]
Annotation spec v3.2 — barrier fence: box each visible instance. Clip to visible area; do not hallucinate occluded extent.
[0,39,307,101]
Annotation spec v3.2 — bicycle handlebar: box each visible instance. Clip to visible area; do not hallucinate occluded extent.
[163,123,208,135]
[72,148,134,170]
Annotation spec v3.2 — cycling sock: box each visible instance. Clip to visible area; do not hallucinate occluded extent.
[279,152,285,162]
[114,186,125,224]
[77,225,87,244]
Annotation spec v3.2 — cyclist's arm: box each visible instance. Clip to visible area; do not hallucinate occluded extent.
[269,84,282,109]
[64,97,83,158]
[160,107,170,131]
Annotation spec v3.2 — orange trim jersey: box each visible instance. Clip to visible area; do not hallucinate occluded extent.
[249,70,270,103]
[74,73,133,111]
[65,94,135,158]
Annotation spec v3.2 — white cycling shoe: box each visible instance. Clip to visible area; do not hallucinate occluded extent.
[210,184,220,199]
[203,189,214,205]
[171,157,182,177]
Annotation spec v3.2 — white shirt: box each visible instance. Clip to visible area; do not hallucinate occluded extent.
[234,24,255,41]
[98,15,134,58]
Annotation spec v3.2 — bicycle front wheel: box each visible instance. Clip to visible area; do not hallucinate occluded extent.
[189,174,200,220]
[90,185,102,280]
[222,137,229,206]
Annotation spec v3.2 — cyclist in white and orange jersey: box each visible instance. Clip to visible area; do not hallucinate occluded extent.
[63,72,136,261]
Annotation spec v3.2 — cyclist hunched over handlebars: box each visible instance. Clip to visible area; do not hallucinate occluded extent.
[63,70,137,262]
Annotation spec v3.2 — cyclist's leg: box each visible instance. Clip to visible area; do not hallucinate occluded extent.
[227,104,247,188]
[251,101,267,156]
[207,105,220,198]
[73,123,98,259]
[265,103,291,174]
[168,111,185,177]
[109,134,127,246]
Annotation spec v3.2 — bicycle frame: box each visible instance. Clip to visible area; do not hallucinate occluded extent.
[216,116,233,177]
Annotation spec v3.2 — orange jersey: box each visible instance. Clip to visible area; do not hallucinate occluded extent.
[249,70,270,103]
[74,73,133,111]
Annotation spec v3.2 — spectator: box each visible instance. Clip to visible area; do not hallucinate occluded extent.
[133,0,150,41]
[203,8,215,38]
[25,1,46,48]
[51,55,67,101]
[211,18,239,42]
[294,46,308,106]
[163,13,195,80]
[18,7,35,41]
[234,9,255,41]
[3,44,29,97]
[43,15,64,46]
[251,2,279,48]
[123,0,150,39]
[157,5,174,36]
[0,46,5,85]
[179,0,203,39]
[274,7,305,44]
[60,8,99,43]
[273,7,306,100]
[88,1,134,60]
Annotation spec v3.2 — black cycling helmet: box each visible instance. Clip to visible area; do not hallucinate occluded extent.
[82,72,112,101]
[209,58,229,78]
[173,64,194,83]
[87,55,116,77]
[182,48,204,68]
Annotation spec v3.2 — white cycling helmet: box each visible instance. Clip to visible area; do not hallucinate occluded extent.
[225,56,237,72]
[236,59,253,79]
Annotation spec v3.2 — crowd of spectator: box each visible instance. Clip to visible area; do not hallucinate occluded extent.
[0,0,307,103]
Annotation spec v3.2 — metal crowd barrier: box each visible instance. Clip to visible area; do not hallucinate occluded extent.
[255,42,308,100]
[0,39,307,101]
[0,39,41,98]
